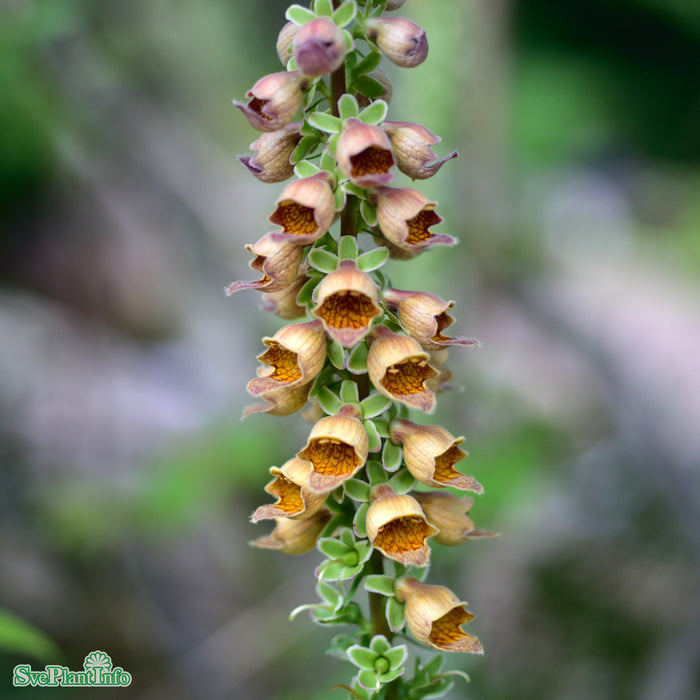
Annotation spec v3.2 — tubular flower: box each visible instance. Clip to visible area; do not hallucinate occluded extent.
[367,327,438,413]
[374,187,456,259]
[235,71,308,132]
[297,404,369,493]
[382,121,458,180]
[242,382,312,419]
[413,493,497,546]
[261,267,309,319]
[366,485,437,567]
[247,320,326,396]
[226,232,303,295]
[365,18,428,68]
[383,288,479,350]
[293,17,346,77]
[396,577,483,654]
[251,458,329,522]
[250,507,332,555]
[238,123,302,183]
[276,21,299,66]
[313,259,382,346]
[268,172,336,245]
[389,419,483,493]
[336,118,395,188]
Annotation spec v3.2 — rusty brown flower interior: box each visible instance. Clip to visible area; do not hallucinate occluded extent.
[429,606,476,649]
[351,146,394,177]
[381,357,437,396]
[248,97,272,121]
[316,291,379,329]
[375,516,432,553]
[270,200,317,235]
[405,209,442,245]
[259,342,302,383]
[433,311,455,342]
[299,438,360,476]
[433,444,468,483]
[267,475,304,514]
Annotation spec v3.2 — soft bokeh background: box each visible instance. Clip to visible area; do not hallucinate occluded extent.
[2,0,699,698]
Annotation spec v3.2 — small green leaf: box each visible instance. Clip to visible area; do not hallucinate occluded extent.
[294,160,321,179]
[373,418,389,437]
[0,609,60,661]
[341,182,368,199]
[332,1,356,27]
[317,581,342,609]
[333,185,346,211]
[290,135,319,165]
[342,29,354,51]
[320,149,337,172]
[352,75,387,99]
[327,339,346,369]
[384,645,408,671]
[318,559,346,581]
[344,478,370,502]
[366,460,386,485]
[308,248,339,273]
[363,420,381,452]
[370,635,391,656]
[358,668,379,691]
[424,655,444,677]
[307,111,343,133]
[289,603,320,621]
[339,527,356,549]
[347,645,377,671]
[363,575,395,596]
[297,276,321,306]
[313,0,334,17]
[441,670,471,684]
[360,392,392,419]
[386,597,406,632]
[318,387,343,414]
[327,132,340,156]
[358,99,388,126]
[318,537,352,559]
[357,247,389,272]
[387,468,416,495]
[354,502,369,537]
[340,379,360,403]
[360,199,378,227]
[382,439,402,472]
[338,93,360,120]
[338,236,358,260]
[347,342,369,373]
[286,4,316,25]
[354,51,382,76]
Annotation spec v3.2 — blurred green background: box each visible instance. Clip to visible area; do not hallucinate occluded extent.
[1,0,699,698]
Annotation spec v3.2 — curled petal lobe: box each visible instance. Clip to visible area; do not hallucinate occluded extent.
[250,507,332,555]
[242,382,311,418]
[235,71,307,132]
[336,118,395,189]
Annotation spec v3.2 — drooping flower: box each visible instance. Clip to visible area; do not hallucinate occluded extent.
[293,17,346,77]
[235,71,308,132]
[374,187,456,259]
[367,326,438,413]
[226,232,303,295]
[364,18,428,68]
[297,404,369,493]
[261,266,309,319]
[247,320,326,396]
[336,118,395,188]
[238,123,302,183]
[313,259,382,346]
[382,121,457,180]
[413,492,496,546]
[251,458,329,522]
[383,288,479,350]
[268,172,336,245]
[395,577,483,653]
[250,507,332,555]
[389,419,483,493]
[366,485,437,567]
[242,382,312,418]
[425,348,454,394]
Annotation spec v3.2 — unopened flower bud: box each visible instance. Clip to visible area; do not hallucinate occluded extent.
[385,0,406,9]
[247,320,326,396]
[383,288,479,350]
[261,267,309,319]
[413,492,496,546]
[367,326,438,413]
[251,458,329,522]
[251,507,332,555]
[242,382,311,419]
[336,118,395,189]
[395,577,482,654]
[226,232,303,295]
[374,187,456,259]
[238,123,302,183]
[383,121,457,180]
[235,71,307,132]
[366,484,437,567]
[297,404,369,493]
[313,260,382,346]
[293,17,346,77]
[276,21,299,65]
[390,419,483,493]
[269,172,336,245]
[365,18,428,68]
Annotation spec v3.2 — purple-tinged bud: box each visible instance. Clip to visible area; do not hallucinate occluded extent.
[277,21,299,66]
[238,123,302,183]
[293,17,346,77]
[383,121,458,180]
[365,18,428,68]
[336,118,395,188]
[235,71,307,132]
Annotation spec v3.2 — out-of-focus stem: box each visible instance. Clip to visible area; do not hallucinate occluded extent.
[369,550,398,699]
[330,0,346,118]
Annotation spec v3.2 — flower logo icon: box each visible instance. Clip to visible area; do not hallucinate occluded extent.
[83,651,112,672]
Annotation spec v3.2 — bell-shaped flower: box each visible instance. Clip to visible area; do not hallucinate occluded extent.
[297,404,369,493]
[226,232,303,295]
[413,492,497,546]
[389,419,483,493]
[235,71,308,132]
[250,507,332,555]
[312,260,382,346]
[247,320,326,396]
[395,577,482,654]
[238,123,302,183]
[261,267,309,319]
[366,485,437,567]
[293,17,346,77]
[365,18,428,68]
[276,21,299,66]
[242,382,311,419]
[336,118,395,189]
[383,288,479,350]
[375,187,456,259]
[251,458,329,522]
[367,327,438,413]
[268,172,336,245]
[382,121,457,180]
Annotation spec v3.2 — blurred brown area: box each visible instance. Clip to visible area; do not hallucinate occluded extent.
[1,0,699,698]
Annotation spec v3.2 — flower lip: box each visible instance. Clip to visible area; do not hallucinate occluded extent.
[336,118,395,188]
